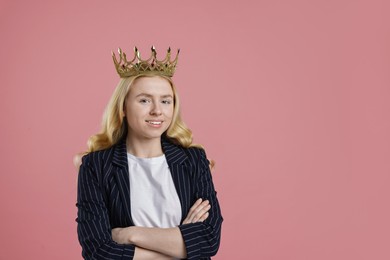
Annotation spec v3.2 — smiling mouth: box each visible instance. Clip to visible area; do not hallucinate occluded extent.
[146,120,163,125]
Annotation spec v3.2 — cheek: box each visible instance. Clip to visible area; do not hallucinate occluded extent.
[125,116,133,127]
[167,106,174,118]
[126,104,145,117]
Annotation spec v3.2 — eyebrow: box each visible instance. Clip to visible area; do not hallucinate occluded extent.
[136,93,173,98]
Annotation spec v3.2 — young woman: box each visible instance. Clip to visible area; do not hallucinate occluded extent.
[76,47,223,259]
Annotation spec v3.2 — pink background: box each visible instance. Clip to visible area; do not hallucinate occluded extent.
[1,0,389,259]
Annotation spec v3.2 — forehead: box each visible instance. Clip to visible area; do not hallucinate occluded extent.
[129,76,173,96]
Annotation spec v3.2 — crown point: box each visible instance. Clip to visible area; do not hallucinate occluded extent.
[135,47,141,60]
[151,46,157,54]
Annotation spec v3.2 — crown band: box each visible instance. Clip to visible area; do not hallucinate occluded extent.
[112,46,180,78]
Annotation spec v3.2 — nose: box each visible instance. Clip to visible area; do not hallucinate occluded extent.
[150,102,162,116]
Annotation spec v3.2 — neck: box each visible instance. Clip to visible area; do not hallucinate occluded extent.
[126,135,164,158]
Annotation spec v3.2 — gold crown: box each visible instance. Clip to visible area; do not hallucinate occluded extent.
[112,46,180,78]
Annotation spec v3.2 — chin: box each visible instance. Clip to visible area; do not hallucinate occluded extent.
[142,132,166,140]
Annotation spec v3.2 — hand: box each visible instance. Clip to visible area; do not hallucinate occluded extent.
[182,198,211,224]
[112,227,133,244]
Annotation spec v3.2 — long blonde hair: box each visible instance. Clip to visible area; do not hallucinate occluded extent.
[86,74,198,153]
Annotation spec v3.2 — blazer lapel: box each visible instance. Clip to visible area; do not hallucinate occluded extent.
[162,138,191,221]
[112,139,133,226]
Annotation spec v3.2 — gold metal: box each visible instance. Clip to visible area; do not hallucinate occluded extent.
[112,46,180,78]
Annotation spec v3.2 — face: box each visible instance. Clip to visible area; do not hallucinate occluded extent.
[124,76,174,141]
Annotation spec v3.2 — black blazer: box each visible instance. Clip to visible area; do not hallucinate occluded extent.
[76,137,223,259]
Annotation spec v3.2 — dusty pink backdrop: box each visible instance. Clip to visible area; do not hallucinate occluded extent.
[1,0,389,259]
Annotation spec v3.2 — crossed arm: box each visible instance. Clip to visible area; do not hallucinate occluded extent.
[111,199,211,259]
[76,148,222,260]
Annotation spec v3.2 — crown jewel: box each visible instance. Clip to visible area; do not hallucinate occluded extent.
[112,46,180,78]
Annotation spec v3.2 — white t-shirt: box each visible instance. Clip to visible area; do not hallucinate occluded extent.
[127,153,182,228]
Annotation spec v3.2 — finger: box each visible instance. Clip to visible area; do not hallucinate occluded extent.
[199,212,209,222]
[189,198,203,212]
[193,200,210,214]
[192,204,211,223]
[183,199,202,224]
[191,203,211,223]
[187,200,209,222]
[185,199,204,219]
[183,199,211,224]
[192,200,209,214]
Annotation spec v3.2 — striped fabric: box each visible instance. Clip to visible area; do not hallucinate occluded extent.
[76,137,223,259]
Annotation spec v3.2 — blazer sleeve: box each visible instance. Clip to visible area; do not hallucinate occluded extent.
[76,154,135,259]
[178,148,223,259]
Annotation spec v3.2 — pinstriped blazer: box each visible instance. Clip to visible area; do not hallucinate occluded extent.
[76,136,223,260]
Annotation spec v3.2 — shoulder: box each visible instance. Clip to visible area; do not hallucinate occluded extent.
[77,144,121,185]
[164,138,206,160]
[163,138,214,173]
[182,146,210,171]
[80,144,118,169]
[185,146,207,160]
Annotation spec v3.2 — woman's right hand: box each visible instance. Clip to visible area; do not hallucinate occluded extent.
[182,198,211,224]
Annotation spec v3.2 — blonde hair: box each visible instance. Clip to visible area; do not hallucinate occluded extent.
[86,74,199,153]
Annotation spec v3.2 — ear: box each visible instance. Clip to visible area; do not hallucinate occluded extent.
[121,103,125,118]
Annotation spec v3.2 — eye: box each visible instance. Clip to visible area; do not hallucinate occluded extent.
[162,99,172,105]
[139,98,151,104]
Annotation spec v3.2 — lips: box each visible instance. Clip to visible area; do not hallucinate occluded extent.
[145,120,163,126]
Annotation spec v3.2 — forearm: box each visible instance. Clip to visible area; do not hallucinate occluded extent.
[130,226,186,259]
[134,246,173,260]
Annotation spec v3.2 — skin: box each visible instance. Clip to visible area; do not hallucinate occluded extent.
[111,76,210,259]
[124,76,174,158]
[112,199,210,259]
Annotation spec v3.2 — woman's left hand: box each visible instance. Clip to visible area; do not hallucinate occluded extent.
[182,198,211,224]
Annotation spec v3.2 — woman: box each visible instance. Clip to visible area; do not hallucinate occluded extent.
[76,47,223,259]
